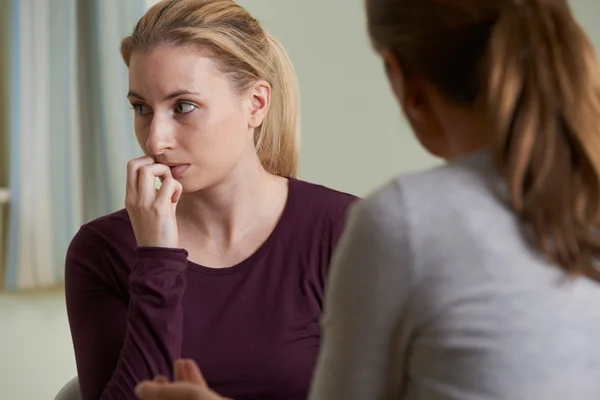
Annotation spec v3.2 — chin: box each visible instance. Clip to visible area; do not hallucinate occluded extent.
[177,161,251,195]
[178,179,206,194]
[177,174,224,195]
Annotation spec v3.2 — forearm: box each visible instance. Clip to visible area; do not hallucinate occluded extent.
[99,248,188,399]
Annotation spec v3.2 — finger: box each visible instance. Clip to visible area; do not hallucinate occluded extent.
[135,382,210,400]
[126,156,155,196]
[183,359,207,386]
[135,381,156,400]
[138,164,173,203]
[172,179,184,204]
[156,176,182,206]
[174,359,189,382]
[153,375,169,384]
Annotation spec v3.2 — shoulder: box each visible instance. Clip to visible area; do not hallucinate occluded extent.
[66,209,135,269]
[343,178,409,253]
[84,208,132,232]
[361,149,514,272]
[283,178,359,249]
[383,150,511,254]
[337,150,500,265]
[394,149,504,212]
[325,179,414,309]
[288,177,359,221]
[74,209,134,245]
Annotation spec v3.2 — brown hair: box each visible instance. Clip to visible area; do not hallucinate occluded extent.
[367,0,600,281]
[121,0,300,177]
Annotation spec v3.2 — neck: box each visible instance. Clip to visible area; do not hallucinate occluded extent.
[438,103,488,161]
[176,158,282,247]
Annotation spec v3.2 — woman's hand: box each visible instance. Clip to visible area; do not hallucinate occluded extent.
[125,156,183,248]
[135,359,229,400]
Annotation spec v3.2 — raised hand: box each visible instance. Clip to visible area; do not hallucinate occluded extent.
[125,156,183,248]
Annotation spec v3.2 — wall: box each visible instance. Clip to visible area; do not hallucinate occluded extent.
[2,1,600,399]
[0,292,74,399]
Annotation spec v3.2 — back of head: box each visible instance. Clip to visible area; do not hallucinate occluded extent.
[367,0,600,282]
[121,0,300,177]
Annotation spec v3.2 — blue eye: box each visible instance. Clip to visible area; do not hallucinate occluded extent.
[175,102,197,114]
[133,104,152,116]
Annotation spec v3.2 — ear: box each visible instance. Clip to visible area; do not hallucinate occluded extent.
[381,49,431,124]
[247,80,271,129]
[381,49,447,158]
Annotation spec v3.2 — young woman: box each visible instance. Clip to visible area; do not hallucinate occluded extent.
[64,1,357,399]
[136,0,600,399]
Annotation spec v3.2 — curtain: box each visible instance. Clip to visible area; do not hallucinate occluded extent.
[2,0,146,291]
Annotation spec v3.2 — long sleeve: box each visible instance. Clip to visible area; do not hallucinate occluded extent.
[308,184,415,400]
[65,226,188,400]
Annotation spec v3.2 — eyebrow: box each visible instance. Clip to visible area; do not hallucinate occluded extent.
[126,90,201,101]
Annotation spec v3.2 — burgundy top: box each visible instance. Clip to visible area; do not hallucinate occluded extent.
[65,178,358,400]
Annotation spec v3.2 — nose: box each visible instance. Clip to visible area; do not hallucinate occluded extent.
[145,114,175,156]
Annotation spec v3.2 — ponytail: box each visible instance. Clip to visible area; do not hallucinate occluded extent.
[483,0,600,281]
[256,35,300,178]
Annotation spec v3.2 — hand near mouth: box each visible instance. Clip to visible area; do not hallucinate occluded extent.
[125,156,184,248]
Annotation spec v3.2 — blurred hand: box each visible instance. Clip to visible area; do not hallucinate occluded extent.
[135,359,230,400]
[125,156,183,248]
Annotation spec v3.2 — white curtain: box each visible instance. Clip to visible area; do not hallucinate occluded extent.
[2,0,146,290]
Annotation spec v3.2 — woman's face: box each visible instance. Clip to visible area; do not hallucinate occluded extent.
[127,44,269,193]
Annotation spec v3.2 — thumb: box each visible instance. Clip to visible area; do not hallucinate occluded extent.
[182,359,207,386]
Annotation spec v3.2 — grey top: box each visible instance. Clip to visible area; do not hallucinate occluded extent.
[308,149,600,400]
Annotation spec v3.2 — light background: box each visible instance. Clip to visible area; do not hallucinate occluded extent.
[1,1,600,398]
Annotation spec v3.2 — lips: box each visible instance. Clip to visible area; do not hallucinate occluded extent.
[167,164,190,179]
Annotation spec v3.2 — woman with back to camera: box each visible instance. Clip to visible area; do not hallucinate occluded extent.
[310,0,600,398]
[136,0,600,399]
[64,0,358,399]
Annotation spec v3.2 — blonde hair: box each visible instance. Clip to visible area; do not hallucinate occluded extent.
[121,0,300,177]
[367,0,600,282]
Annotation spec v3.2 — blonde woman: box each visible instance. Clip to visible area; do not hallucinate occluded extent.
[64,1,357,399]
[137,0,600,399]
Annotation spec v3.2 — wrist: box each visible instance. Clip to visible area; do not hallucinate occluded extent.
[135,236,179,248]
[135,246,188,259]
